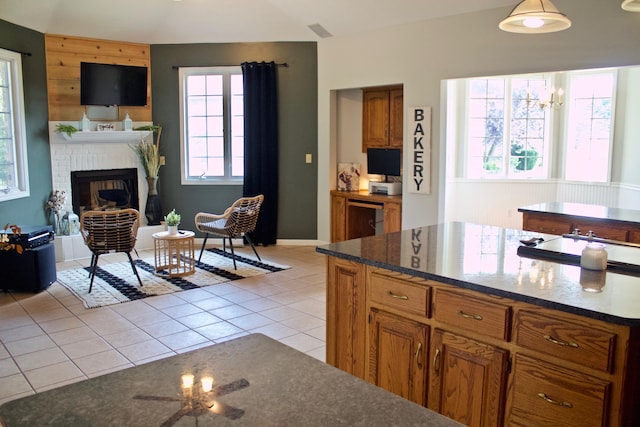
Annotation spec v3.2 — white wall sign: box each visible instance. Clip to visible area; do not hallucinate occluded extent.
[408,106,431,194]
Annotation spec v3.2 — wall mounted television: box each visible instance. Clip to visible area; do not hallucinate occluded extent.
[80,62,148,106]
[367,148,401,182]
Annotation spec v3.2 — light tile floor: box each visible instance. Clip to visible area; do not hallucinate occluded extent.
[0,244,327,405]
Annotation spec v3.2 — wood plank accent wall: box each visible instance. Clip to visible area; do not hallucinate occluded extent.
[44,34,152,121]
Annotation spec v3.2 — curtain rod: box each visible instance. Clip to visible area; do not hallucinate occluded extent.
[172,62,288,70]
[1,47,32,56]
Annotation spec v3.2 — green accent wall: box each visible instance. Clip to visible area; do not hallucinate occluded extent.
[0,22,319,241]
[0,20,51,226]
[150,42,318,240]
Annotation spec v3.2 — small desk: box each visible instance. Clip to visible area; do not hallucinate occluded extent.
[0,334,462,426]
[152,230,195,278]
[330,190,402,242]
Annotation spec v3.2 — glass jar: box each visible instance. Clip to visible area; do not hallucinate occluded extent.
[580,242,608,270]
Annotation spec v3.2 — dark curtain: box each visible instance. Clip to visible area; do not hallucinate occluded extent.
[241,61,278,245]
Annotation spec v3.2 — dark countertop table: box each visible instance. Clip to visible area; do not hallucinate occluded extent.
[518,202,640,225]
[0,334,462,427]
[316,222,640,326]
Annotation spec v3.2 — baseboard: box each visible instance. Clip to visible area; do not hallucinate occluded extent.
[53,227,323,262]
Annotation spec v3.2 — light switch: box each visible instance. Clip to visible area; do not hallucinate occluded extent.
[160,156,166,165]
[305,153,312,164]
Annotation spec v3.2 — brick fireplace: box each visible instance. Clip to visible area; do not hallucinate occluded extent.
[48,122,163,260]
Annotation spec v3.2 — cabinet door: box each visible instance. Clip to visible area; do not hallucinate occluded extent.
[362,89,390,150]
[383,201,402,234]
[326,257,367,379]
[389,88,404,148]
[330,193,347,242]
[429,328,508,427]
[368,308,429,406]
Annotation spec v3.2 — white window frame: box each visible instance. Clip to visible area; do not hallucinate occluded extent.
[561,69,616,183]
[178,66,244,185]
[463,75,552,179]
[0,48,29,201]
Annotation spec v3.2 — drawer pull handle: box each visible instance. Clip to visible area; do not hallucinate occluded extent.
[387,291,408,300]
[433,348,441,375]
[543,334,579,348]
[415,342,422,367]
[457,310,483,321]
[537,392,573,408]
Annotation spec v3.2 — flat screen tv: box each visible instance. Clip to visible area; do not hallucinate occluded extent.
[80,62,148,106]
[367,148,401,181]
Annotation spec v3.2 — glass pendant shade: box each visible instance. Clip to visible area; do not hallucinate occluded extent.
[622,0,640,12]
[499,0,571,33]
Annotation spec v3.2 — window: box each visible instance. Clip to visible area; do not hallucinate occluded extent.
[459,69,617,183]
[179,66,244,184]
[0,48,29,201]
[465,76,550,178]
[564,72,615,182]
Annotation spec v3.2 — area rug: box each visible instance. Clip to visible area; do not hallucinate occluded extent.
[56,248,289,309]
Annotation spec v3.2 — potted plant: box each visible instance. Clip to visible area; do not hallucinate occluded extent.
[131,125,163,178]
[164,209,181,235]
[55,123,79,138]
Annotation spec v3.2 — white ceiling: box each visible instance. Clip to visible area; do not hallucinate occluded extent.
[0,0,517,44]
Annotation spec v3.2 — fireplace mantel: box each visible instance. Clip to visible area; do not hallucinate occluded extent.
[49,121,153,144]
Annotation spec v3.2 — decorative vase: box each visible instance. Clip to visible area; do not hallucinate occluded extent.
[167,225,179,235]
[145,176,162,225]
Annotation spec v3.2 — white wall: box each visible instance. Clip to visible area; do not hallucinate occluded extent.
[317,0,640,243]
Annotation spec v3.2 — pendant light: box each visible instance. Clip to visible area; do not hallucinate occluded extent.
[499,0,571,34]
[622,0,640,12]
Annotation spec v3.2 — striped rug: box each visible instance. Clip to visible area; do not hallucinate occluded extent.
[56,248,288,309]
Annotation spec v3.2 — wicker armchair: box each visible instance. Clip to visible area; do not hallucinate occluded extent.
[80,209,142,292]
[194,195,264,269]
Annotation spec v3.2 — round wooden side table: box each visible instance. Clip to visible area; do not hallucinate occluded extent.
[152,230,195,278]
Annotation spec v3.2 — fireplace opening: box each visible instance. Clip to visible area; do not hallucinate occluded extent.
[71,168,139,216]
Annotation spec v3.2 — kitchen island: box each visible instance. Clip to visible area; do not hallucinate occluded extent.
[316,222,640,427]
[0,334,462,426]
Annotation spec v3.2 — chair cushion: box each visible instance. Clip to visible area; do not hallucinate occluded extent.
[199,218,228,233]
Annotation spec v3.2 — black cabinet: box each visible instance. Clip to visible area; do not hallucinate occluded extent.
[1,242,56,292]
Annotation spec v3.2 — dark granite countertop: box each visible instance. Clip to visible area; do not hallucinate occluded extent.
[0,334,462,427]
[518,202,640,224]
[316,222,640,327]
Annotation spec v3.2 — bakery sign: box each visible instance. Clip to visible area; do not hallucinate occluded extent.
[408,106,431,194]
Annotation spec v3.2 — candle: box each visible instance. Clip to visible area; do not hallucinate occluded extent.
[181,374,194,388]
[201,376,214,393]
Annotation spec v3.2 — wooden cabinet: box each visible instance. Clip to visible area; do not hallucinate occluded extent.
[429,329,508,427]
[362,86,403,151]
[325,258,640,427]
[325,257,367,379]
[368,308,429,405]
[330,190,402,242]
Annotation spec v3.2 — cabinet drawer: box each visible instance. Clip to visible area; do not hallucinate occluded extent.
[515,311,615,372]
[523,214,572,235]
[370,272,430,318]
[508,354,610,427]
[433,289,510,341]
